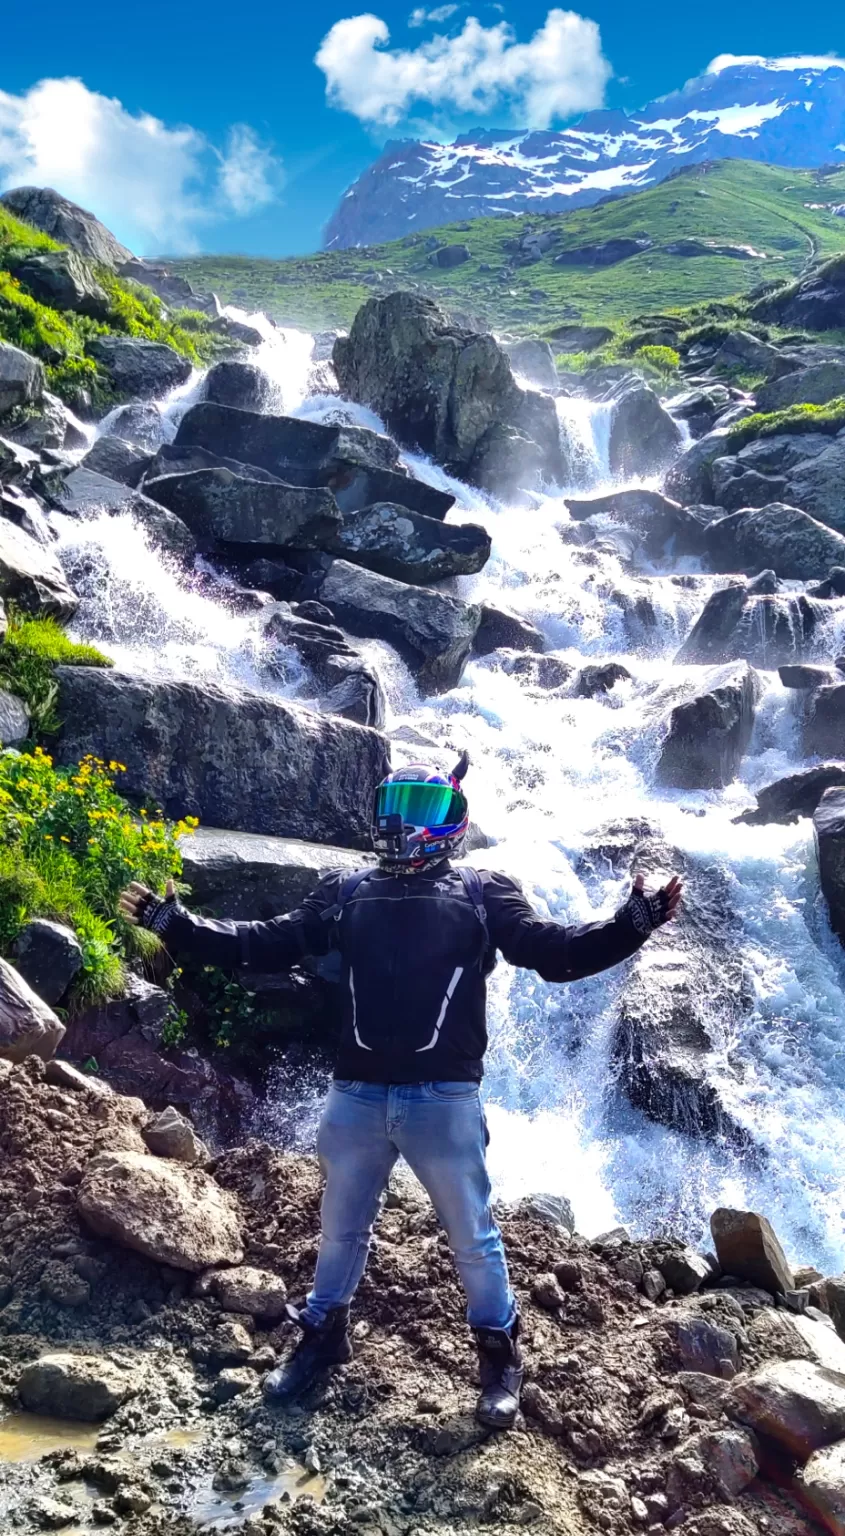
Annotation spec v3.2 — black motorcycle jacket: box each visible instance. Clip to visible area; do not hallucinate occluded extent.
[159,863,648,1084]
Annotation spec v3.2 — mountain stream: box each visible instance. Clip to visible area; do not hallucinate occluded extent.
[52,315,845,1274]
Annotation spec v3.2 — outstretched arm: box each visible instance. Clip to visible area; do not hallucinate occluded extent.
[485,871,682,984]
[118,874,343,970]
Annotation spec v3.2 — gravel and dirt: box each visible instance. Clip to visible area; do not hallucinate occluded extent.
[0,1054,840,1536]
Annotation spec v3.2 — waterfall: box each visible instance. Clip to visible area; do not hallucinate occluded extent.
[56,315,845,1272]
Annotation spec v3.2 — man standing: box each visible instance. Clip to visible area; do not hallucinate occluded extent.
[120,756,681,1430]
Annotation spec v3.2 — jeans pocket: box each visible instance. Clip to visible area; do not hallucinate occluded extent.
[427,1081,480,1100]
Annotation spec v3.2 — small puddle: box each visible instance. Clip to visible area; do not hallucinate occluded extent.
[191,1464,326,1530]
[0,1413,101,1462]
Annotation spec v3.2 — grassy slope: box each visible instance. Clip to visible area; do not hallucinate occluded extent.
[167,161,845,336]
[0,206,230,406]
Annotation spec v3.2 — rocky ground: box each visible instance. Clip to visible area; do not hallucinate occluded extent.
[3,1056,845,1536]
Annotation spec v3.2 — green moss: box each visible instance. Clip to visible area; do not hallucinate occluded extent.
[727,395,845,451]
[0,207,230,404]
[0,612,112,738]
[95,270,225,368]
[0,207,62,262]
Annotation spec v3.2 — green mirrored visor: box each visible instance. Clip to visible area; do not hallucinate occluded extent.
[375,781,466,829]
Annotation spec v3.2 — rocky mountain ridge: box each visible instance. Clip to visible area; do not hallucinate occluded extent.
[325,59,845,248]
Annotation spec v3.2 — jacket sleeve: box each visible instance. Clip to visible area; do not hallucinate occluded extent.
[483,871,646,983]
[158,871,344,971]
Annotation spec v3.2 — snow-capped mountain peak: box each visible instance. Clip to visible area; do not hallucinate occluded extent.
[324,58,845,249]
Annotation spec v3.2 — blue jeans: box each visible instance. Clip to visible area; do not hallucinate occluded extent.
[305,1081,515,1330]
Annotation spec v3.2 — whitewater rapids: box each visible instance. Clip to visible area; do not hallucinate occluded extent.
[54,315,845,1273]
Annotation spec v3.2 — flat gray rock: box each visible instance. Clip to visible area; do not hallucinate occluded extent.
[179,827,370,920]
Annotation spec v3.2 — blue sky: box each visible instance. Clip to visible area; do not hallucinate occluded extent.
[2,0,843,258]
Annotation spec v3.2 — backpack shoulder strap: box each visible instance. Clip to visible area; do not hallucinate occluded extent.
[457,865,491,963]
[321,867,374,924]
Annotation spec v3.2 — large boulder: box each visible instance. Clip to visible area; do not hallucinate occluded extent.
[554,237,652,267]
[601,827,751,1144]
[328,503,491,584]
[203,360,270,412]
[56,468,195,561]
[737,764,845,826]
[675,581,821,668]
[705,504,845,582]
[18,1353,135,1422]
[815,787,845,945]
[143,468,341,549]
[798,1441,845,1536]
[332,293,562,488]
[0,341,45,417]
[664,429,733,505]
[549,323,613,352]
[180,827,369,920]
[12,919,83,1007]
[310,559,481,694]
[0,518,78,618]
[806,687,845,758]
[784,441,845,536]
[81,435,151,487]
[728,1360,845,1462]
[175,402,400,486]
[505,338,559,393]
[656,662,760,790]
[333,464,454,522]
[755,362,845,414]
[429,242,470,269]
[77,1149,244,1271]
[118,258,217,315]
[0,958,66,1061]
[11,249,109,319]
[0,687,29,746]
[88,336,192,400]
[605,378,684,479]
[750,253,845,331]
[473,604,545,658]
[100,403,168,451]
[565,487,706,560]
[0,187,133,267]
[54,666,386,848]
[710,1208,794,1295]
[145,440,281,487]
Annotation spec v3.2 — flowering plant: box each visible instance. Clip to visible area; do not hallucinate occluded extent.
[0,747,197,1006]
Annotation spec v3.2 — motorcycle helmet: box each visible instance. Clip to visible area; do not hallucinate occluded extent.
[372,751,470,871]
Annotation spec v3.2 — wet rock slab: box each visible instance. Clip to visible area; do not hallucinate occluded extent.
[54,667,387,848]
[656,662,760,790]
[179,827,370,920]
[311,558,481,694]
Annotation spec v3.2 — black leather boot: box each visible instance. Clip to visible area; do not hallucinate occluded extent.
[263,1303,352,1404]
[473,1314,524,1430]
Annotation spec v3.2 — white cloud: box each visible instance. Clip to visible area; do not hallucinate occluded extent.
[0,77,284,255]
[707,53,845,75]
[409,4,460,26]
[217,124,281,217]
[315,9,612,129]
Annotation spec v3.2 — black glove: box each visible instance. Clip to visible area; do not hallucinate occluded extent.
[136,888,183,938]
[621,884,673,937]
